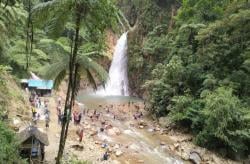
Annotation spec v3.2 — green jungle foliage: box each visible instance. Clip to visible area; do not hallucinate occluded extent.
[0,67,28,163]
[140,0,250,158]
[0,0,249,161]
[0,0,116,162]
[0,120,26,163]
[0,66,9,115]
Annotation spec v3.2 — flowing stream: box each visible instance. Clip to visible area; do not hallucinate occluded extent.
[77,93,184,164]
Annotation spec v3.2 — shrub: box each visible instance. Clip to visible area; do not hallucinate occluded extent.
[195,87,250,158]
[0,121,25,163]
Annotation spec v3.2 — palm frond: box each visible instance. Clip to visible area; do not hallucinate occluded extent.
[41,54,69,80]
[37,38,70,60]
[76,54,108,84]
[46,11,70,38]
[31,0,59,26]
[0,2,27,52]
[53,69,67,89]
[32,0,73,37]
[33,49,48,60]
[86,69,97,90]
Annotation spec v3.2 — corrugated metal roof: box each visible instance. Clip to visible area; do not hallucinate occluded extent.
[28,79,53,90]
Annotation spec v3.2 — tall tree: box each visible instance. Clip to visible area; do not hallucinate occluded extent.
[32,0,116,163]
[24,0,34,71]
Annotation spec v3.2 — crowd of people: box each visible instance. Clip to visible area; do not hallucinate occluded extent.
[29,91,50,128]
[29,92,145,161]
[69,102,145,161]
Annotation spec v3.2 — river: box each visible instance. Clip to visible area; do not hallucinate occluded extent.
[77,92,186,164]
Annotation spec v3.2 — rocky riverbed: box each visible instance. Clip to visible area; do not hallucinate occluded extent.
[13,90,243,164]
[59,97,241,164]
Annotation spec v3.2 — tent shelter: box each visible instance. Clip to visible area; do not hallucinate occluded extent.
[17,126,49,163]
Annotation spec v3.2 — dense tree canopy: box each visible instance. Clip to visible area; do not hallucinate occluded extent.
[124,0,250,158]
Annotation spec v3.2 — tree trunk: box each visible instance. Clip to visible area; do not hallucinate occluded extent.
[55,58,73,164]
[63,64,79,148]
[56,6,81,164]
[25,0,33,71]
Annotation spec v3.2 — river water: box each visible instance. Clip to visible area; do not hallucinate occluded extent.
[77,92,185,164]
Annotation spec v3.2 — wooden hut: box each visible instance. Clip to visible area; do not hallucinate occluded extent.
[17,126,49,163]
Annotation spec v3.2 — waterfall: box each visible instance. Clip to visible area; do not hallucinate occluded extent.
[97,32,129,96]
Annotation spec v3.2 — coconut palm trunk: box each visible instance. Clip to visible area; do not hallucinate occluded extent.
[56,6,82,164]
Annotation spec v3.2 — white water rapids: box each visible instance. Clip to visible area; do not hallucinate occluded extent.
[97,32,129,96]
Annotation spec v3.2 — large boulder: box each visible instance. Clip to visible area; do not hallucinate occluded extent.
[113,144,120,149]
[189,151,202,164]
[138,120,147,126]
[108,127,121,136]
[90,130,98,136]
[139,125,144,129]
[115,150,123,157]
[159,117,171,128]
[70,144,84,151]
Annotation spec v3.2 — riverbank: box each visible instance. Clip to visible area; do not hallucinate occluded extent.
[60,92,241,164]
[15,86,244,164]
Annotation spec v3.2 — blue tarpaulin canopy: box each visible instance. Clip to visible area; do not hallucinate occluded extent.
[28,79,53,90]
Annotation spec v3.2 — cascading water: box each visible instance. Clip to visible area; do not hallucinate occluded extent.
[97,32,129,96]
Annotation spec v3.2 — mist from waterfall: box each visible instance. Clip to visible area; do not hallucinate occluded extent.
[97,32,129,96]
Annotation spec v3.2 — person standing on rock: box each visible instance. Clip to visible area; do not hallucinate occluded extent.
[103,151,109,160]
[31,106,37,118]
[44,104,49,115]
[57,96,62,105]
[76,112,82,125]
[57,106,62,125]
[74,110,82,125]
[76,126,84,142]
[60,112,64,126]
[45,113,50,128]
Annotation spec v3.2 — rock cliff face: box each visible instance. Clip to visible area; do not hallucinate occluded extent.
[117,0,180,97]
[79,30,117,90]
[105,30,118,59]
[79,1,180,96]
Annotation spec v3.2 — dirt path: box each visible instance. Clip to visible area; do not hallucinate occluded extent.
[44,97,60,163]
[35,97,60,163]
[35,96,113,164]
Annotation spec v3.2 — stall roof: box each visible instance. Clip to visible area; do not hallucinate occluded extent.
[17,126,49,146]
[28,79,53,90]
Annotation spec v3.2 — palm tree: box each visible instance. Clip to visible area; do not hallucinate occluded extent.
[7,38,49,75]
[32,0,116,163]
[42,38,108,163]
[23,0,34,71]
